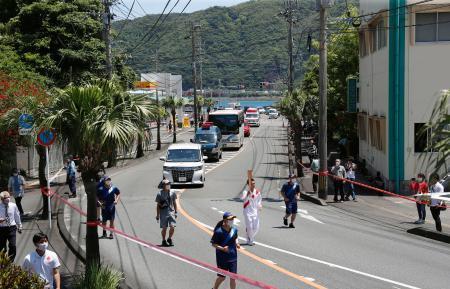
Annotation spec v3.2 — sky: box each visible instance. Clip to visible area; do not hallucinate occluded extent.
[118,0,249,18]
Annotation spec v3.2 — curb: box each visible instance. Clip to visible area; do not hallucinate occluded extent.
[407,227,450,244]
[57,200,86,263]
[300,192,328,206]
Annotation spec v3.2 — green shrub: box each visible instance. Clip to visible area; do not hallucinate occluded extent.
[0,251,46,289]
[73,263,124,289]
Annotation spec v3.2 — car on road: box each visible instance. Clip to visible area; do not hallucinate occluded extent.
[257,107,266,114]
[440,173,450,192]
[245,108,260,127]
[244,120,251,137]
[268,108,279,119]
[192,123,223,161]
[160,143,207,186]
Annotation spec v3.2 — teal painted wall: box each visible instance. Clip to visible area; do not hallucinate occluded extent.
[388,0,406,191]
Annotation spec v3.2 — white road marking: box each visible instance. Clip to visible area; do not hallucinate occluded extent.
[211,207,218,210]
[193,220,422,289]
[280,206,323,224]
[265,259,277,265]
[304,277,316,282]
[218,210,224,214]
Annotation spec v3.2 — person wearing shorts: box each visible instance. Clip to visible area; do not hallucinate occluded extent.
[155,179,177,247]
[280,174,300,228]
[211,212,240,289]
[97,176,120,239]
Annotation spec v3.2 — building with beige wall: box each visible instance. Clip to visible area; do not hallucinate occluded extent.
[358,0,449,191]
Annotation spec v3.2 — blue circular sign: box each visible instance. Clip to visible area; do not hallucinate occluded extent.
[19,114,34,129]
[37,128,56,146]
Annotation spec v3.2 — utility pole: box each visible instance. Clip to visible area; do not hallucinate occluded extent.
[281,0,297,95]
[318,1,329,200]
[191,23,201,131]
[102,0,112,79]
[155,49,161,150]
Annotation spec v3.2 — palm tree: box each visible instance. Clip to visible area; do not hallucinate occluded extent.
[419,92,449,173]
[40,80,154,268]
[162,96,185,143]
[203,98,215,115]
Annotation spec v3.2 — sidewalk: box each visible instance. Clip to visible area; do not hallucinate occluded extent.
[299,166,450,243]
[13,174,84,288]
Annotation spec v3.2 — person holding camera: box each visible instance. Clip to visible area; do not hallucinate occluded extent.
[155,179,178,247]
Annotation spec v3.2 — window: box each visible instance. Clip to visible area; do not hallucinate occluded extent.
[368,116,386,152]
[416,12,450,42]
[413,122,443,153]
[358,113,367,141]
[377,19,387,49]
[370,27,378,53]
[359,31,368,57]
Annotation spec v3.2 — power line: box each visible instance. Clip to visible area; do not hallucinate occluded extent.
[115,0,137,39]
[130,0,188,55]
[128,0,172,53]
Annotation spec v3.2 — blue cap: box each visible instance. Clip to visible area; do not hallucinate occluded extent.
[223,212,236,220]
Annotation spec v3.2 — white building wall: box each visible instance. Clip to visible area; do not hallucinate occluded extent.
[404,28,450,178]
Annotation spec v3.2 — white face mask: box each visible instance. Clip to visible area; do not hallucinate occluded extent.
[2,197,10,204]
[36,242,48,251]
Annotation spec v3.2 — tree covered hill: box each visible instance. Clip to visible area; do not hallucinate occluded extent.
[113,0,352,89]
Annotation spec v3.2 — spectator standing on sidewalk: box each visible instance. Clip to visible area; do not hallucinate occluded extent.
[155,179,177,247]
[8,168,25,215]
[22,233,61,289]
[308,139,318,165]
[331,159,346,202]
[373,171,385,196]
[345,160,357,201]
[211,212,240,289]
[280,174,300,228]
[0,191,22,261]
[167,119,173,133]
[66,156,77,198]
[429,173,444,232]
[241,178,262,245]
[310,155,320,194]
[414,173,428,224]
[98,176,121,239]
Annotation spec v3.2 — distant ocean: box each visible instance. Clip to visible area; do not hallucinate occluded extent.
[216,99,278,108]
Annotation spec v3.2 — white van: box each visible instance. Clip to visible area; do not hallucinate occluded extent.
[160,143,207,186]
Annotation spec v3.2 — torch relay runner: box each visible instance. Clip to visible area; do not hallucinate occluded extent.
[241,173,262,246]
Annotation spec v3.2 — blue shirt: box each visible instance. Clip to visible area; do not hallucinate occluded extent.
[98,185,120,207]
[211,225,238,262]
[281,182,300,203]
[67,161,76,177]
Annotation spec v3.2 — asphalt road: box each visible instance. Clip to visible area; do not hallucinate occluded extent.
[98,117,450,289]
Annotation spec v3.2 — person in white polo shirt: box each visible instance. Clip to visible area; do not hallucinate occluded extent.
[22,233,61,289]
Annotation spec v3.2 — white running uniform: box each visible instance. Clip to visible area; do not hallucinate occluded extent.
[241,188,262,244]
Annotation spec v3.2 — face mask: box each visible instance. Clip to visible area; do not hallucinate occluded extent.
[2,197,10,204]
[36,242,48,251]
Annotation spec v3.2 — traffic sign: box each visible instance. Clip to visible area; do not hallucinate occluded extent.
[37,128,56,147]
[18,114,34,135]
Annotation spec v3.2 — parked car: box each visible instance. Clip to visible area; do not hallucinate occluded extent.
[244,120,251,137]
[160,143,207,186]
[192,123,223,161]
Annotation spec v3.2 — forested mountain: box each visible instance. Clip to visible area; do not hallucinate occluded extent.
[113,0,353,89]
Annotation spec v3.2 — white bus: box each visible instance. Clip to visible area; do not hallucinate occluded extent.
[208,110,244,149]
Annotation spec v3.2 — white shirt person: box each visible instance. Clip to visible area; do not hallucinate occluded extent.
[23,233,61,289]
[241,178,262,245]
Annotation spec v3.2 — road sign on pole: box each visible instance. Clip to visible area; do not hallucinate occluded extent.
[37,128,56,229]
[18,114,34,135]
[37,128,56,147]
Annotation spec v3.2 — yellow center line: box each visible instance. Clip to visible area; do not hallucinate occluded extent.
[176,122,328,289]
[177,197,327,289]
